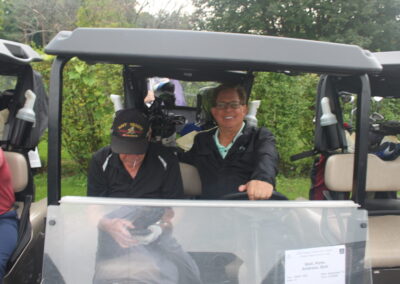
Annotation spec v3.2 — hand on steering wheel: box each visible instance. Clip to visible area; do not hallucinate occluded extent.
[238,179,277,200]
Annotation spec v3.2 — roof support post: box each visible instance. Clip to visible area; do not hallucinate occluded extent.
[352,74,371,207]
[47,57,68,205]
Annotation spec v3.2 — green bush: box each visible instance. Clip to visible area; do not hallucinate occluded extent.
[34,55,123,174]
[61,60,123,173]
[251,72,318,177]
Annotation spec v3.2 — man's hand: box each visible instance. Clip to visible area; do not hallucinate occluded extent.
[98,218,138,248]
[159,208,175,231]
[238,180,274,200]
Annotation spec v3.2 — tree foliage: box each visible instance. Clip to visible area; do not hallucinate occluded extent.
[251,72,318,176]
[76,0,139,28]
[0,1,4,34]
[0,0,79,45]
[192,0,400,51]
[0,0,192,45]
[60,61,122,173]
[32,54,122,174]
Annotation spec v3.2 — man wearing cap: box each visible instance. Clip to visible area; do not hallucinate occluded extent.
[87,108,183,199]
[87,109,200,283]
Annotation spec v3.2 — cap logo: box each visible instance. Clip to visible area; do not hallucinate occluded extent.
[117,122,144,138]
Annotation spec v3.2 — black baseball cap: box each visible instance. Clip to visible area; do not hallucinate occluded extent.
[111,109,150,154]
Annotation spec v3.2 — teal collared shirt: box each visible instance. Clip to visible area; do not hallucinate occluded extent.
[214,122,245,159]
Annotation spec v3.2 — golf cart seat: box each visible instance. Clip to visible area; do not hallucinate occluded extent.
[324,153,400,271]
[325,153,400,194]
[179,162,202,197]
[4,151,29,194]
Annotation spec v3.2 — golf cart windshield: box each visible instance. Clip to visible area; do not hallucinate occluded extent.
[43,197,371,284]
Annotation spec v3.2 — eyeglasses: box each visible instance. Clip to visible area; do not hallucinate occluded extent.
[214,101,243,110]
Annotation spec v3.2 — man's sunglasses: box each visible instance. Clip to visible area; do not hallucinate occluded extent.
[214,101,243,110]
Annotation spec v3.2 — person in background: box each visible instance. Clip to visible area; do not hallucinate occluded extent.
[0,148,18,281]
[180,84,279,200]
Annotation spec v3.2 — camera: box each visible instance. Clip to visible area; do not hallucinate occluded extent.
[147,81,185,144]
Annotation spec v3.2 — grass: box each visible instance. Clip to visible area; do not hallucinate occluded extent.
[276,175,310,200]
[34,172,87,201]
[34,138,89,201]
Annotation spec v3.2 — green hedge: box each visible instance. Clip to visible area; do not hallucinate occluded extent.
[34,56,122,174]
[251,72,318,177]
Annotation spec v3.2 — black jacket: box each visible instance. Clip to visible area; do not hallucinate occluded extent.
[87,143,183,199]
[180,124,278,199]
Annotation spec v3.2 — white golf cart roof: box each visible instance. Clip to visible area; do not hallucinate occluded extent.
[0,39,42,65]
[45,28,382,75]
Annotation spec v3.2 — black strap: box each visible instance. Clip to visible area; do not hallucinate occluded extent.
[18,195,32,239]
[290,149,318,161]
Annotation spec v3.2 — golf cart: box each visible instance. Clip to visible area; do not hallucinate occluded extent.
[310,51,400,283]
[0,39,48,283]
[41,28,390,283]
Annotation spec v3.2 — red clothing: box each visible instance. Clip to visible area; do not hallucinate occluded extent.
[0,149,14,215]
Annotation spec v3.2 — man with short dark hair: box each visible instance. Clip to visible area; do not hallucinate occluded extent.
[180,84,279,200]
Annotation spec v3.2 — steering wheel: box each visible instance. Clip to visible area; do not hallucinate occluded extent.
[219,191,289,200]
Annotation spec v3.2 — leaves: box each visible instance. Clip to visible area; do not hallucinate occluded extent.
[192,0,400,51]
[0,0,80,45]
[37,59,124,174]
[0,0,192,46]
[252,72,318,176]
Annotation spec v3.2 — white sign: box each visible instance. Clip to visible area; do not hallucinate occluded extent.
[28,147,42,168]
[285,245,345,284]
